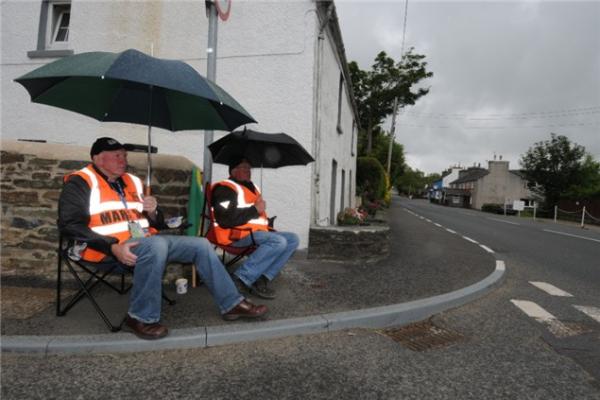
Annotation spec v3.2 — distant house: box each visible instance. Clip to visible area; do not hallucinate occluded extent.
[446,160,534,209]
[429,167,462,203]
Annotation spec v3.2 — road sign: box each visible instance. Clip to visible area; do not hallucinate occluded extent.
[513,200,525,211]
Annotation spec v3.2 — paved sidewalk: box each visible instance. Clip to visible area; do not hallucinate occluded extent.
[1,196,503,353]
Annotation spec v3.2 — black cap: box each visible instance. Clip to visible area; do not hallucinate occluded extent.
[228,154,248,173]
[90,137,131,158]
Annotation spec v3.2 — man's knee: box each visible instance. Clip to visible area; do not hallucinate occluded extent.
[137,236,168,258]
[286,232,300,248]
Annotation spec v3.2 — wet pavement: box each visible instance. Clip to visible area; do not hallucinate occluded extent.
[1,196,498,349]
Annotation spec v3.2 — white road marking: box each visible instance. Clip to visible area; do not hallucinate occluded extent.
[510,300,579,338]
[480,244,494,253]
[529,282,573,297]
[434,223,442,228]
[462,236,478,244]
[425,219,432,223]
[543,229,600,243]
[486,217,520,225]
[574,305,600,324]
[445,228,457,234]
[496,260,506,271]
[419,216,425,220]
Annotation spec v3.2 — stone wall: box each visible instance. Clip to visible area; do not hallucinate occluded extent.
[1,140,196,280]
[307,222,390,264]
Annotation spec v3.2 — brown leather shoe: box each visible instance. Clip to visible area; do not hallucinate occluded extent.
[124,315,169,340]
[222,299,268,321]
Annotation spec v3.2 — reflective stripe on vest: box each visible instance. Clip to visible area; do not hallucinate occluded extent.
[210,179,269,245]
[66,165,153,261]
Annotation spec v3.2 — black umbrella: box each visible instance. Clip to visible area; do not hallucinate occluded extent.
[208,128,314,187]
[15,48,256,191]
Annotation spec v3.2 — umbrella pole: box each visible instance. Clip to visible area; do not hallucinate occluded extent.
[146,124,152,195]
[145,85,154,196]
[260,163,263,193]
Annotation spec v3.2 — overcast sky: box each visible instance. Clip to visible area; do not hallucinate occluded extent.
[335,0,600,175]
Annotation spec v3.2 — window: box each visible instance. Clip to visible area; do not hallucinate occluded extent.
[28,0,73,58]
[51,4,70,43]
[336,73,344,134]
[350,120,356,156]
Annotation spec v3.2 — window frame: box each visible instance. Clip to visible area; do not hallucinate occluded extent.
[28,0,73,58]
[336,72,344,134]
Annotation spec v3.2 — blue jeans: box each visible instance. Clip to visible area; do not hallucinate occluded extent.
[128,235,243,323]
[232,231,299,286]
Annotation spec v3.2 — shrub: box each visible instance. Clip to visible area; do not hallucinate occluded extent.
[481,203,503,213]
[359,199,385,217]
[357,157,387,203]
[337,207,368,225]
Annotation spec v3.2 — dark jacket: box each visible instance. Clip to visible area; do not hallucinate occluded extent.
[58,165,164,256]
[211,178,260,228]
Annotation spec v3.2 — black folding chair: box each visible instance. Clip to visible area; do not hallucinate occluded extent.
[56,233,175,332]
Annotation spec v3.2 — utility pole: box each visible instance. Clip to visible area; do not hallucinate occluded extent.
[386,97,399,176]
[202,1,219,184]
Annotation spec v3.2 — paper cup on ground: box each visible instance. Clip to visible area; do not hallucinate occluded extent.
[175,278,188,294]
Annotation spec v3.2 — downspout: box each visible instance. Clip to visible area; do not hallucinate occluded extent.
[311,2,334,227]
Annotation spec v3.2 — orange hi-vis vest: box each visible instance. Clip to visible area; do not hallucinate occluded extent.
[65,164,156,262]
[211,179,269,245]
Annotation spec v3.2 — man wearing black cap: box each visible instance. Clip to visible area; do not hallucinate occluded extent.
[211,157,299,300]
[58,137,268,340]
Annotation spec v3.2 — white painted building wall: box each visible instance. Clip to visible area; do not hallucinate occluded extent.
[0,1,358,249]
[442,167,462,188]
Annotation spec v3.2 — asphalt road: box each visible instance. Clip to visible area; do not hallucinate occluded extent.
[2,197,599,399]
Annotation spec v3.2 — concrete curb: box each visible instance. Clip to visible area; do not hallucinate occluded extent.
[1,260,505,354]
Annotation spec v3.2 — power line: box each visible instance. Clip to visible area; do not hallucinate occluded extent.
[395,120,600,130]
[397,106,600,120]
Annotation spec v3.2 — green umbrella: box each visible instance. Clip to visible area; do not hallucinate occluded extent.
[15,48,255,190]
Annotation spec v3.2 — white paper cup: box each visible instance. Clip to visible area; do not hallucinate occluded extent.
[175,278,188,294]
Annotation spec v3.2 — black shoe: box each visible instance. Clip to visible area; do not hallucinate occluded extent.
[249,276,276,300]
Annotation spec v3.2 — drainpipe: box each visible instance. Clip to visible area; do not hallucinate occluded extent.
[311,2,334,226]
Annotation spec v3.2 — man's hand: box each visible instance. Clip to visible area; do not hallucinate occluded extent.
[143,195,158,218]
[111,241,139,266]
[254,195,266,214]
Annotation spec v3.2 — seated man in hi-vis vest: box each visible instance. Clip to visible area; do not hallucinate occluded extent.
[58,137,268,340]
[211,156,299,300]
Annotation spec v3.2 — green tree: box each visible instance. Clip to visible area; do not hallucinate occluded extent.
[356,157,387,202]
[396,168,440,197]
[563,155,600,199]
[520,133,594,206]
[371,131,405,183]
[349,49,433,154]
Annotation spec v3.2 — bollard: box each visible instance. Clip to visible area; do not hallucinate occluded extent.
[554,205,558,223]
[581,206,586,228]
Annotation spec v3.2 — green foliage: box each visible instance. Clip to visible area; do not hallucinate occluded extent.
[520,133,599,205]
[349,49,433,154]
[481,203,503,213]
[563,155,600,199]
[396,167,441,197]
[337,207,367,226]
[357,157,387,202]
[370,131,405,183]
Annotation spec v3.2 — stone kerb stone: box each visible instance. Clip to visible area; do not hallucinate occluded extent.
[307,219,390,264]
[1,140,197,280]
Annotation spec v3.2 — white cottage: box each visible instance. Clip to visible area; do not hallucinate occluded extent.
[1,0,359,250]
